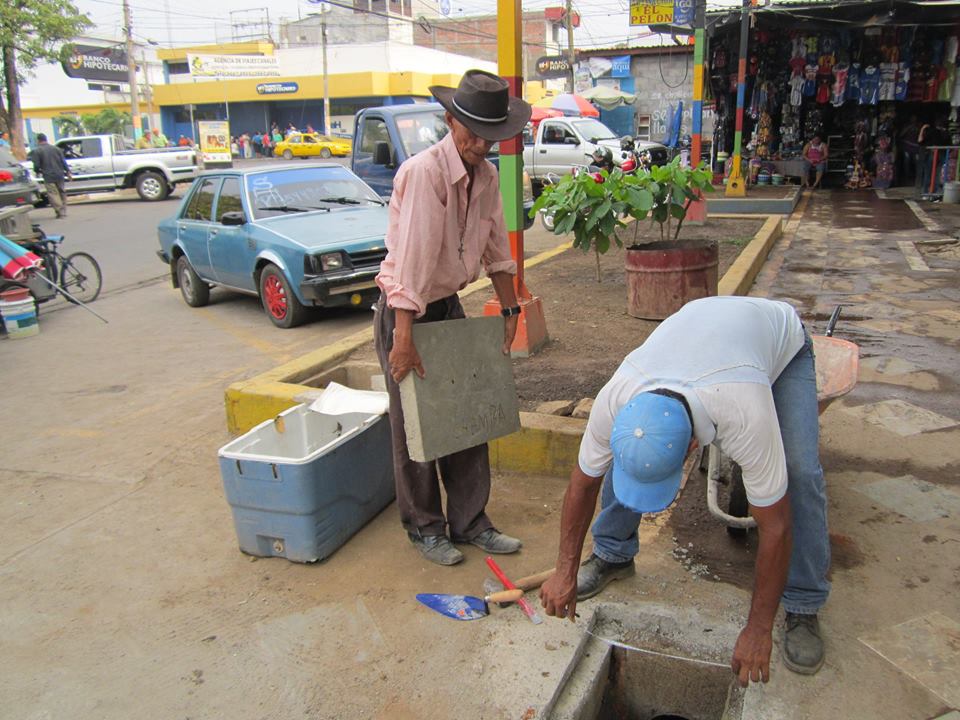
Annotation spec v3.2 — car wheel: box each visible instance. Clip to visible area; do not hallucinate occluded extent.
[282,149,293,160]
[259,264,307,329]
[136,170,169,201]
[176,255,210,307]
[320,148,332,159]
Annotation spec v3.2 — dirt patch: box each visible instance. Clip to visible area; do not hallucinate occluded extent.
[461,217,764,411]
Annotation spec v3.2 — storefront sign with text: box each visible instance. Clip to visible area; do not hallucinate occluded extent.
[535,56,571,79]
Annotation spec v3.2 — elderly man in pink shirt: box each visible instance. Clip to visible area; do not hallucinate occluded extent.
[374,70,532,566]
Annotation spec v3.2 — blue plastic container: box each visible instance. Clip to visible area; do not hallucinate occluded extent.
[218,405,395,562]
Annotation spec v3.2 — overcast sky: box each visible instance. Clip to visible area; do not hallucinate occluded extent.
[72,0,716,51]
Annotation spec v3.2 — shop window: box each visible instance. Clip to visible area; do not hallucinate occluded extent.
[636,115,651,141]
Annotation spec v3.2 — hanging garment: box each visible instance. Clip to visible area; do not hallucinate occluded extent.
[790,74,805,107]
[939,63,955,102]
[846,63,862,102]
[832,64,849,106]
[816,78,831,104]
[860,65,880,105]
[923,66,942,102]
[804,64,818,96]
[818,54,836,75]
[895,62,911,101]
[879,62,898,101]
[789,56,807,76]
[792,35,806,59]
[805,36,819,56]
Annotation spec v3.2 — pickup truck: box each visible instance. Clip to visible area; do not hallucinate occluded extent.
[26,134,199,202]
[351,103,535,228]
[522,116,668,195]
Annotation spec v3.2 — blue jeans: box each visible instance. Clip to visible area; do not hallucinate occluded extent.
[590,333,831,614]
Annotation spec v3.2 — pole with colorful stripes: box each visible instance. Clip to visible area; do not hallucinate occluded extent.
[482,0,548,356]
[725,0,750,197]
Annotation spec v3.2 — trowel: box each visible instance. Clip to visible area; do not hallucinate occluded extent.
[416,588,523,621]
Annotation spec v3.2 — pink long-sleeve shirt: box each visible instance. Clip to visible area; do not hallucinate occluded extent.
[375,132,517,317]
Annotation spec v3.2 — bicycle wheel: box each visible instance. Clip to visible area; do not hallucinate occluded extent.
[59,252,102,304]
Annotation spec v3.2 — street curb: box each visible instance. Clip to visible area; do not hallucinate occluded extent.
[224,217,783,475]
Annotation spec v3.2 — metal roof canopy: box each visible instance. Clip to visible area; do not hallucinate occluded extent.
[707,0,960,33]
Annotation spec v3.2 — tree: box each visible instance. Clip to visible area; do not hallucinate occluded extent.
[0,1,91,158]
[80,108,130,135]
[54,114,84,137]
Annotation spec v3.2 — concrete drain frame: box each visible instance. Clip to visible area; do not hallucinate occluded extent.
[544,603,746,720]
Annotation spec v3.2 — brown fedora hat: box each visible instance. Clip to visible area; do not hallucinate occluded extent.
[430,69,532,142]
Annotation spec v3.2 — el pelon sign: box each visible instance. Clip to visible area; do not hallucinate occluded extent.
[535,56,571,79]
[630,0,694,26]
[62,45,134,83]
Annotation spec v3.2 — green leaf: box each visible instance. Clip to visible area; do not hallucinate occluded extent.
[670,202,687,220]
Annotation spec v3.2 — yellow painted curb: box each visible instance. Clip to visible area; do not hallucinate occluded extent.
[225,216,784,472]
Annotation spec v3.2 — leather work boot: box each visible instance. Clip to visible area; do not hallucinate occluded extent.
[783,612,825,675]
[576,554,636,600]
[408,533,464,566]
[464,528,522,554]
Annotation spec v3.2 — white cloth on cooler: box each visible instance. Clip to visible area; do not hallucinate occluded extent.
[309,382,389,416]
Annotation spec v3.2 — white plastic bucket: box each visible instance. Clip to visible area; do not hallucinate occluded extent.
[0,298,39,338]
[943,181,960,204]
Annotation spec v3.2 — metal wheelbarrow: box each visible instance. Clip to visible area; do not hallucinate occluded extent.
[704,306,860,534]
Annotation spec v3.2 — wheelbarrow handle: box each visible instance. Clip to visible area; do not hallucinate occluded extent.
[825,305,843,338]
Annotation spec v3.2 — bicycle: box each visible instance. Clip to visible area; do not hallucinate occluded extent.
[0,226,103,307]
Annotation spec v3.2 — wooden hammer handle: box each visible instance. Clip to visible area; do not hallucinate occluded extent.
[514,568,555,591]
[485,588,524,604]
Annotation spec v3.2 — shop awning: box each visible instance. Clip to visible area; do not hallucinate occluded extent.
[708,0,960,32]
[580,85,637,111]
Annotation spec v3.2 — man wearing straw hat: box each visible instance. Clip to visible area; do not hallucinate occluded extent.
[374,69,531,566]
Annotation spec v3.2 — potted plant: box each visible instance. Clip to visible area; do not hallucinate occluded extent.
[530,158,717,319]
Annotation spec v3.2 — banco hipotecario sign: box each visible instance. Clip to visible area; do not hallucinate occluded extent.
[256,82,299,95]
[62,44,133,83]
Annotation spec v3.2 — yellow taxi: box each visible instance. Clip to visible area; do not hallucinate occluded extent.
[273,133,352,160]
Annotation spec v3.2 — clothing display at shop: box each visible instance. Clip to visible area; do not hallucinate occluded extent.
[708,21,960,191]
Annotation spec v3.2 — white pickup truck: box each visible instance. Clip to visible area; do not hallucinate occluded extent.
[523,117,668,194]
[28,134,200,202]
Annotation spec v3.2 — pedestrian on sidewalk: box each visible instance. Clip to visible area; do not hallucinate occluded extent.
[802,134,828,189]
[540,296,831,685]
[27,133,72,219]
[373,69,531,567]
[251,131,263,158]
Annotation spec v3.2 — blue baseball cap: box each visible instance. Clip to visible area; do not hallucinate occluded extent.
[611,392,692,513]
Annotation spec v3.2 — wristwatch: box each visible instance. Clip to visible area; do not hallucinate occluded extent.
[500,305,522,317]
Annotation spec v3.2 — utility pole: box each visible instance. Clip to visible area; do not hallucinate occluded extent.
[321,11,330,135]
[123,0,142,141]
[565,0,575,93]
[141,48,156,133]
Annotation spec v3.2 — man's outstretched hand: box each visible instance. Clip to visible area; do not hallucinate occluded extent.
[731,623,773,687]
[540,571,578,622]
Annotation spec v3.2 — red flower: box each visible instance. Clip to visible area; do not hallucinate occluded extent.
[591,172,604,183]
[0,171,13,183]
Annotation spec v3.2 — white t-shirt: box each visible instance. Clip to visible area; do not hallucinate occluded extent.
[578,296,805,508]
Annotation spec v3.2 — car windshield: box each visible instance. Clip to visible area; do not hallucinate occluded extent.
[395,108,500,158]
[395,109,450,156]
[570,118,618,142]
[246,166,383,220]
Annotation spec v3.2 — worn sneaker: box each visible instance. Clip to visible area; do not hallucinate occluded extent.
[408,533,464,566]
[464,528,522,554]
[576,554,635,600]
[783,612,825,675]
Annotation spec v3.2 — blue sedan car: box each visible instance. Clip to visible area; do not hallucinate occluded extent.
[156,164,387,328]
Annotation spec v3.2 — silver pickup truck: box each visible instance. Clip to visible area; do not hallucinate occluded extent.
[27,134,199,202]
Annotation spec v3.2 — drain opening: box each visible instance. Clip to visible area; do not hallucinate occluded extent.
[594,646,736,720]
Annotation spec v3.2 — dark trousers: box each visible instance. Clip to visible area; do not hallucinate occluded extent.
[374,294,494,539]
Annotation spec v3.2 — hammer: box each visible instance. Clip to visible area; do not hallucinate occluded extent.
[482,568,555,606]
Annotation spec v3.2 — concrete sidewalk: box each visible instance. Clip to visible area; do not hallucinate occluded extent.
[1,190,958,719]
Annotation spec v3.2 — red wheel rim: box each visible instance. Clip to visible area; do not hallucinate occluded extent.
[263,274,287,319]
